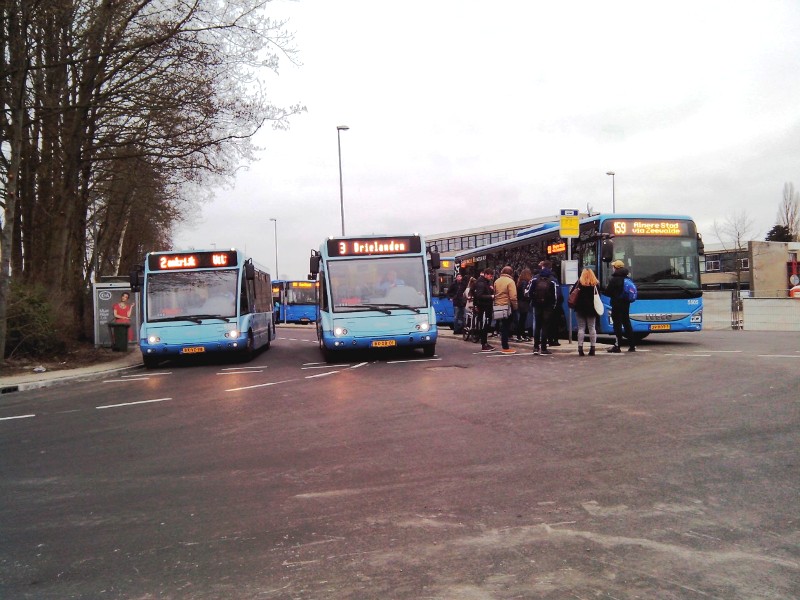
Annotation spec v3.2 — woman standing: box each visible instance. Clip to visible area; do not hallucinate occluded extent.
[113,292,136,342]
[570,268,600,356]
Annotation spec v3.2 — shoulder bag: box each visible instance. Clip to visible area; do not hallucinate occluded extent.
[593,286,604,316]
[493,304,511,320]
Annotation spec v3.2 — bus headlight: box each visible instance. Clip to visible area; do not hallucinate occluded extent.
[334,327,348,336]
[416,322,430,332]
[147,335,160,344]
[225,329,239,338]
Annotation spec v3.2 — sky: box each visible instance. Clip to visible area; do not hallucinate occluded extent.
[172,0,800,280]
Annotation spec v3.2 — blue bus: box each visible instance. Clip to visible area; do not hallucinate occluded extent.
[430,256,456,327]
[272,279,318,324]
[309,234,439,360]
[455,213,704,339]
[130,249,274,368]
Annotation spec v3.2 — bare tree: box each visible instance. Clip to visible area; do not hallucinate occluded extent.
[777,182,800,241]
[713,209,756,292]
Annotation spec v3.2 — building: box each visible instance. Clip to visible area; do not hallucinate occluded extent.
[425,216,559,256]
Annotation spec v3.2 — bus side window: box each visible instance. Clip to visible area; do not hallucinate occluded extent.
[240,277,251,314]
[319,273,329,311]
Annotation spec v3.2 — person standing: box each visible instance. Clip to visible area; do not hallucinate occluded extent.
[493,266,518,354]
[570,268,600,356]
[529,260,558,355]
[606,259,636,353]
[448,273,467,334]
[472,268,496,352]
[515,267,532,341]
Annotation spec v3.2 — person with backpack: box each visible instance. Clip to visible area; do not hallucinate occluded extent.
[527,259,559,355]
[569,268,601,356]
[606,259,637,353]
[472,268,496,352]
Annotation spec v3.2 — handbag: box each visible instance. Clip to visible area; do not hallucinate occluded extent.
[493,304,511,320]
[593,286,604,316]
[567,284,580,309]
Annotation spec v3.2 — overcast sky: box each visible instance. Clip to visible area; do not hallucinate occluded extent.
[173,0,800,279]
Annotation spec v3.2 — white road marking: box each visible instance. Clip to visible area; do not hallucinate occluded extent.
[350,362,369,369]
[305,371,339,378]
[301,364,348,370]
[216,370,264,375]
[121,372,172,377]
[220,366,264,371]
[386,357,442,364]
[96,398,172,409]
[103,377,152,382]
[757,354,800,358]
[225,379,296,392]
[0,414,35,421]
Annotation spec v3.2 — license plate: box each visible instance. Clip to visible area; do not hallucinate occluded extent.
[181,346,205,354]
[650,324,671,331]
[371,340,396,348]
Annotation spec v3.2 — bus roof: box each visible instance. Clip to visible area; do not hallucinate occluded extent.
[455,212,695,261]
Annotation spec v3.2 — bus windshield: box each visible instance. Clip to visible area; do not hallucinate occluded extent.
[328,256,428,312]
[287,284,317,305]
[146,270,239,321]
[604,237,701,290]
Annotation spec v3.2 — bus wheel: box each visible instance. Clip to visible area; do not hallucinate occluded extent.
[143,355,159,369]
[319,338,332,362]
[240,331,255,362]
[423,344,436,357]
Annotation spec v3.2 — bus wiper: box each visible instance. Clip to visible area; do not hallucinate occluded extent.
[376,303,422,314]
[191,314,232,322]
[337,303,392,314]
[150,316,204,324]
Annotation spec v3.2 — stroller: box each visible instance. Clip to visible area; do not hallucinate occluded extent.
[462,304,485,343]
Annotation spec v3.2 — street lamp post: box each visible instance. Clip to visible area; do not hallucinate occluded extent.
[606,171,616,213]
[337,125,349,236]
[269,218,278,278]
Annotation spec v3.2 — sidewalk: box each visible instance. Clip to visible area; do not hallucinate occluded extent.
[1,350,142,394]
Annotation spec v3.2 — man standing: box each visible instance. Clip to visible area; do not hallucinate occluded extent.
[448,273,467,334]
[606,259,636,352]
[472,268,496,352]
[529,260,558,355]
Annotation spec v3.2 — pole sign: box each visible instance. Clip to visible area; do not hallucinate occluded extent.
[560,209,580,238]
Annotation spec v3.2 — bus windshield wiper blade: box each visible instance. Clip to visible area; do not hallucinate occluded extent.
[149,316,204,324]
[376,303,422,314]
[337,303,392,314]
[191,314,232,322]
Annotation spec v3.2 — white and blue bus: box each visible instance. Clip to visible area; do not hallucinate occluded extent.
[310,234,439,360]
[272,279,318,324]
[130,249,274,368]
[455,213,704,339]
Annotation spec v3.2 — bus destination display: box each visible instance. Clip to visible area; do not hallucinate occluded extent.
[605,219,691,237]
[148,251,238,271]
[327,236,422,257]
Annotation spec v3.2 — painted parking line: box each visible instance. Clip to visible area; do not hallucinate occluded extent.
[96,398,172,410]
[386,357,442,364]
[217,370,264,375]
[225,379,296,392]
[757,354,800,358]
[0,414,36,422]
[220,366,264,371]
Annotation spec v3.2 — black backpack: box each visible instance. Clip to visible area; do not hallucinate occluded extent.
[532,276,553,305]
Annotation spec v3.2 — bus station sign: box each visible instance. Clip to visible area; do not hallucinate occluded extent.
[560,209,579,238]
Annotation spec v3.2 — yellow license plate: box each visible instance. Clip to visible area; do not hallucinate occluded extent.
[650,324,671,331]
[371,340,396,348]
[181,346,206,354]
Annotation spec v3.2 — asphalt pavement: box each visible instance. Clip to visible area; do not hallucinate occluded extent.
[0,326,609,394]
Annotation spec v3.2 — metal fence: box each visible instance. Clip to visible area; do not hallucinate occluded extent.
[702,291,800,331]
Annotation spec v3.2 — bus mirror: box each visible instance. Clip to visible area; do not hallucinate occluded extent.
[308,273,317,281]
[601,238,614,263]
[245,262,255,280]
[429,251,441,271]
[697,233,704,256]
[310,255,321,275]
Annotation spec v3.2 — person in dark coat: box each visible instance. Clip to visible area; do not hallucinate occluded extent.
[448,273,467,334]
[472,268,495,352]
[606,260,636,352]
[529,260,559,355]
